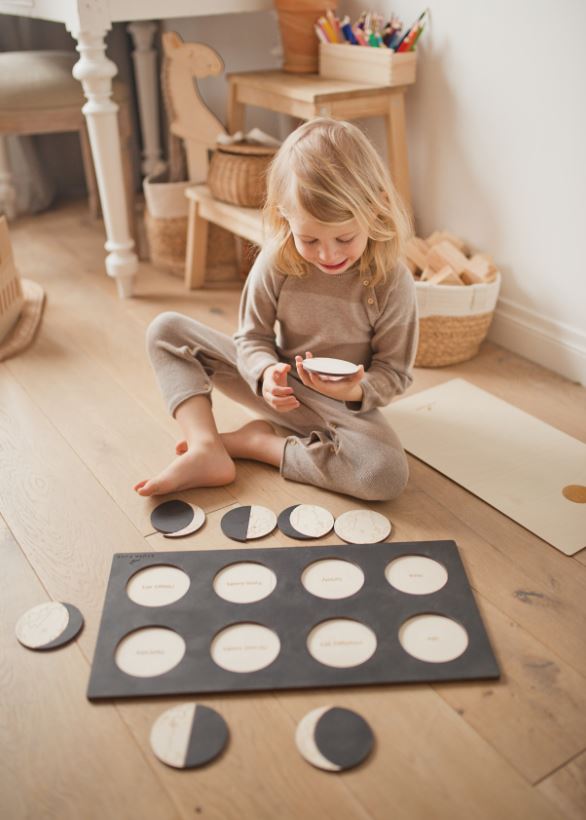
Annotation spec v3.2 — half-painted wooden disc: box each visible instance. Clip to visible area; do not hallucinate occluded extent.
[278,504,334,539]
[296,706,374,772]
[334,509,392,544]
[150,499,194,534]
[15,601,84,650]
[302,357,359,377]
[220,505,276,542]
[150,703,229,769]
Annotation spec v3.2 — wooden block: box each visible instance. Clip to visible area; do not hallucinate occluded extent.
[427,266,464,286]
[426,240,470,275]
[462,254,497,284]
[426,230,467,254]
[405,237,429,272]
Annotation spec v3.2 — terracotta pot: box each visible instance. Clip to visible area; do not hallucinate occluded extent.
[273,0,338,73]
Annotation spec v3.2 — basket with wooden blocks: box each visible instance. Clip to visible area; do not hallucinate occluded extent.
[406,231,501,367]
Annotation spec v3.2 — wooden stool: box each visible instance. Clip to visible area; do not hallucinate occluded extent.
[0,50,136,241]
[227,70,413,212]
[185,184,264,289]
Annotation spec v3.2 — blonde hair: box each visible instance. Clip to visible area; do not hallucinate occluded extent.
[263,118,412,285]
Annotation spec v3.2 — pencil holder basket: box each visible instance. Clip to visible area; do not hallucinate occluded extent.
[414,275,501,367]
[273,0,338,73]
[207,142,278,209]
[319,42,417,86]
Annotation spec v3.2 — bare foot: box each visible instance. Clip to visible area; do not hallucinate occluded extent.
[134,440,235,497]
[221,419,286,467]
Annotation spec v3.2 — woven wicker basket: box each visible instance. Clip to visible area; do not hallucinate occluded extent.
[207,142,278,208]
[414,274,501,367]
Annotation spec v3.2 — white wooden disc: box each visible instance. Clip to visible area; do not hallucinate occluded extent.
[290,504,334,538]
[126,565,191,607]
[164,504,206,538]
[247,505,277,539]
[15,601,69,649]
[334,509,392,544]
[213,562,277,604]
[115,627,186,677]
[302,357,359,376]
[399,615,469,663]
[306,619,377,668]
[385,556,448,595]
[301,559,364,600]
[210,623,280,673]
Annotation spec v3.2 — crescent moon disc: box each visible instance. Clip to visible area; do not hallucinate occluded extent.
[296,706,374,772]
[150,499,194,534]
[15,601,84,650]
[164,504,206,538]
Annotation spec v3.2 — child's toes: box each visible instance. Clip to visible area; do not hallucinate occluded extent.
[133,479,148,492]
[175,440,188,455]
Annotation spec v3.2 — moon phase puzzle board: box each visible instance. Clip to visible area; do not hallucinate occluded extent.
[87,540,499,700]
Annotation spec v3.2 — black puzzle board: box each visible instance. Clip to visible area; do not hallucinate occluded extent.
[87,540,500,700]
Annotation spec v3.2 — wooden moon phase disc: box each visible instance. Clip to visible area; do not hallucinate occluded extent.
[15,601,84,650]
[150,703,229,769]
[278,504,334,539]
[164,504,206,538]
[220,505,276,542]
[301,559,365,600]
[296,706,374,772]
[399,614,469,663]
[334,509,392,544]
[126,565,191,607]
[151,499,194,534]
[115,627,186,677]
[307,619,377,668]
[213,562,277,604]
[302,357,360,377]
[385,555,448,596]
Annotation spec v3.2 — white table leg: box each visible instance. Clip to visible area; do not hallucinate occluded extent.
[127,21,165,177]
[0,136,17,220]
[71,28,138,298]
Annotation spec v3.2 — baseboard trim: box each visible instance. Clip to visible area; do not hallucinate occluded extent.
[488,298,586,386]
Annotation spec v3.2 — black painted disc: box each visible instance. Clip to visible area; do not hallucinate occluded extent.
[151,499,194,534]
[150,703,229,769]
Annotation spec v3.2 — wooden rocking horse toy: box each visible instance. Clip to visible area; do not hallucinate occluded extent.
[161,31,227,183]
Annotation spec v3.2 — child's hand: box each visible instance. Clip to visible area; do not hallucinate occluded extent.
[262,363,300,413]
[295,352,364,403]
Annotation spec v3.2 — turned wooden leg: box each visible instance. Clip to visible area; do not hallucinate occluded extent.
[71,27,138,297]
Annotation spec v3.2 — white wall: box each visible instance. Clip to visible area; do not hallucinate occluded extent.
[167,2,586,384]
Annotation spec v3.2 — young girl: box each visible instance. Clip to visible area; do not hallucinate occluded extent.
[134,118,418,501]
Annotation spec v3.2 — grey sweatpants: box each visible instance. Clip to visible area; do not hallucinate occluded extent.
[147,312,409,502]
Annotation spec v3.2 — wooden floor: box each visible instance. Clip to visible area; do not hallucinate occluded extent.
[1,203,585,820]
